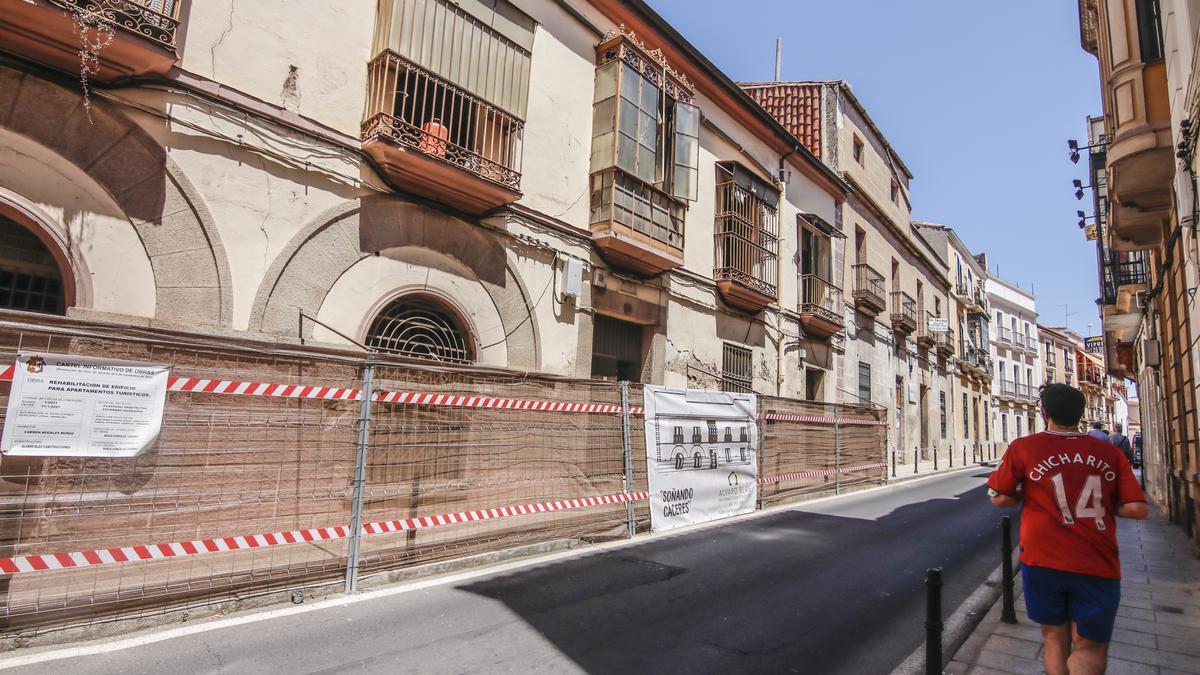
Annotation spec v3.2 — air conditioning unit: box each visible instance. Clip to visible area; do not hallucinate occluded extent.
[1142,338,1161,368]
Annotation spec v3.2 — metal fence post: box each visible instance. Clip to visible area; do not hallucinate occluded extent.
[620,381,635,539]
[757,397,765,510]
[834,405,841,496]
[1001,515,1018,623]
[345,361,376,594]
[925,568,944,675]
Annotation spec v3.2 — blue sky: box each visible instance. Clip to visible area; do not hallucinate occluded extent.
[646,0,1104,336]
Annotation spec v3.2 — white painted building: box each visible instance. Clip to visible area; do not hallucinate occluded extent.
[985,274,1042,454]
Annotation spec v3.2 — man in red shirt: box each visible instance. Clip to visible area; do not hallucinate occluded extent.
[988,383,1148,675]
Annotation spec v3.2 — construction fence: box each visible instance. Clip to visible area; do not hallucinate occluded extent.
[0,311,885,633]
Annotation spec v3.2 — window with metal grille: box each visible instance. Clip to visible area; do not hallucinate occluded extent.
[721,343,753,393]
[939,391,947,439]
[365,295,473,363]
[962,392,969,439]
[0,216,65,315]
[858,362,871,404]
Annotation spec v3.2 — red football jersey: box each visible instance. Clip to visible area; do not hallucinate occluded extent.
[988,430,1146,579]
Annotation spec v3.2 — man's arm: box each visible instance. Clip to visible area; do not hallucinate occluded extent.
[1117,501,1149,519]
[990,492,1019,508]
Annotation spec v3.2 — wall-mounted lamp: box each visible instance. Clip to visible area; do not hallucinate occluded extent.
[1067,137,1109,164]
[1076,210,1098,229]
[1072,178,1094,201]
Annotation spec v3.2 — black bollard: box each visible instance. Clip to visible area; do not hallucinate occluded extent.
[1001,515,1017,624]
[892,447,897,477]
[925,568,943,675]
[914,446,919,474]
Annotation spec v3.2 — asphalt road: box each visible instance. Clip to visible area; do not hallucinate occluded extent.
[5,469,1014,675]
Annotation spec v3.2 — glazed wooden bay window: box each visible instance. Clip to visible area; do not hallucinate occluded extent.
[588,29,699,276]
[362,0,533,213]
[713,162,778,312]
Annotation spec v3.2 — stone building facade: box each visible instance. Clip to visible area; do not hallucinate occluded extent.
[744,82,956,464]
[986,275,1042,456]
[0,0,854,402]
[1077,0,1200,537]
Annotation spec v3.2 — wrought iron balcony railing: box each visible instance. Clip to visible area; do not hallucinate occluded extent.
[999,379,1017,397]
[363,49,524,191]
[714,179,778,299]
[800,275,843,327]
[50,0,181,49]
[999,327,1013,344]
[852,263,886,313]
[1099,249,1149,305]
[890,291,916,332]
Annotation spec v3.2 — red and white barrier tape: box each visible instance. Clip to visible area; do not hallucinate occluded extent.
[3,368,885,425]
[757,462,888,485]
[362,491,649,535]
[0,490,646,576]
[0,526,350,575]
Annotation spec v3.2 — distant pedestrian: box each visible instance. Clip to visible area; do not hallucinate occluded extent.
[1086,421,1109,442]
[1108,423,1134,465]
[987,383,1148,675]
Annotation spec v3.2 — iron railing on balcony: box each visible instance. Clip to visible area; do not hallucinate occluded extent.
[1099,249,1149,305]
[890,291,916,328]
[589,167,684,250]
[999,327,1013,344]
[934,325,955,353]
[999,379,1017,397]
[363,50,524,190]
[959,339,978,366]
[800,275,843,326]
[51,0,181,48]
[714,178,778,298]
[852,263,886,308]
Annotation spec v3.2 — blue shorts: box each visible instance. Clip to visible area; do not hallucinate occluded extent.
[1021,565,1121,642]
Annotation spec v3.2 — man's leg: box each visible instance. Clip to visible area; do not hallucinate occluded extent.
[1068,624,1109,675]
[1040,622,1071,675]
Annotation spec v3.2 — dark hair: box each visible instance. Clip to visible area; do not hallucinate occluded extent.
[1041,384,1086,427]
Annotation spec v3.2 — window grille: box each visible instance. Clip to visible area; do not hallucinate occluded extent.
[721,343,753,393]
[0,217,65,315]
[366,296,473,363]
[857,361,871,404]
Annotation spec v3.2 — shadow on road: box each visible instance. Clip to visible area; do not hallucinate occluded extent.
[460,479,1018,675]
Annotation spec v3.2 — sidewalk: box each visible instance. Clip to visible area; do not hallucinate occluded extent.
[947,511,1200,674]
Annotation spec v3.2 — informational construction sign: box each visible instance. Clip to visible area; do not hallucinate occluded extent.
[1,353,169,457]
[642,385,758,532]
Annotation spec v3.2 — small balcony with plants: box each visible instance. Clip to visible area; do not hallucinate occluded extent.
[0,0,181,81]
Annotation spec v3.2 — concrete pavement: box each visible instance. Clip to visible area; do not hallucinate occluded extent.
[0,469,1005,675]
[947,510,1200,675]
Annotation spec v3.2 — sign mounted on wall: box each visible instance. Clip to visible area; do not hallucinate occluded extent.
[1084,336,1104,354]
[927,318,950,333]
[0,353,169,457]
[642,385,758,532]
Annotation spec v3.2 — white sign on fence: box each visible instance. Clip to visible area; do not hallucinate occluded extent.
[0,353,169,457]
[927,317,950,333]
[642,385,758,532]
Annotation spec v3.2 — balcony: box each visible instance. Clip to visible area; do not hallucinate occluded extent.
[714,179,778,312]
[1105,61,1173,250]
[0,0,180,81]
[890,291,916,334]
[935,326,955,357]
[798,275,843,338]
[1077,365,1104,389]
[852,263,887,316]
[589,167,684,276]
[362,50,524,215]
[998,327,1013,345]
[999,379,1017,399]
[917,311,938,349]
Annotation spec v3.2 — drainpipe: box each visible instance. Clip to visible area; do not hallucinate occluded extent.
[777,146,798,398]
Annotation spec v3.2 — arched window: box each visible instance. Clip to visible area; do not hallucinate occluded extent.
[0,215,65,315]
[365,295,473,363]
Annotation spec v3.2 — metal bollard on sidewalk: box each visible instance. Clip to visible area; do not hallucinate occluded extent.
[925,567,943,675]
[1000,515,1017,624]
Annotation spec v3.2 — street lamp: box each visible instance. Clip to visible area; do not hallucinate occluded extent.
[1072,178,1094,201]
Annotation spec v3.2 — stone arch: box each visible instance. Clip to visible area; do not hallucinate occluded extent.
[251,196,540,369]
[0,66,231,326]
